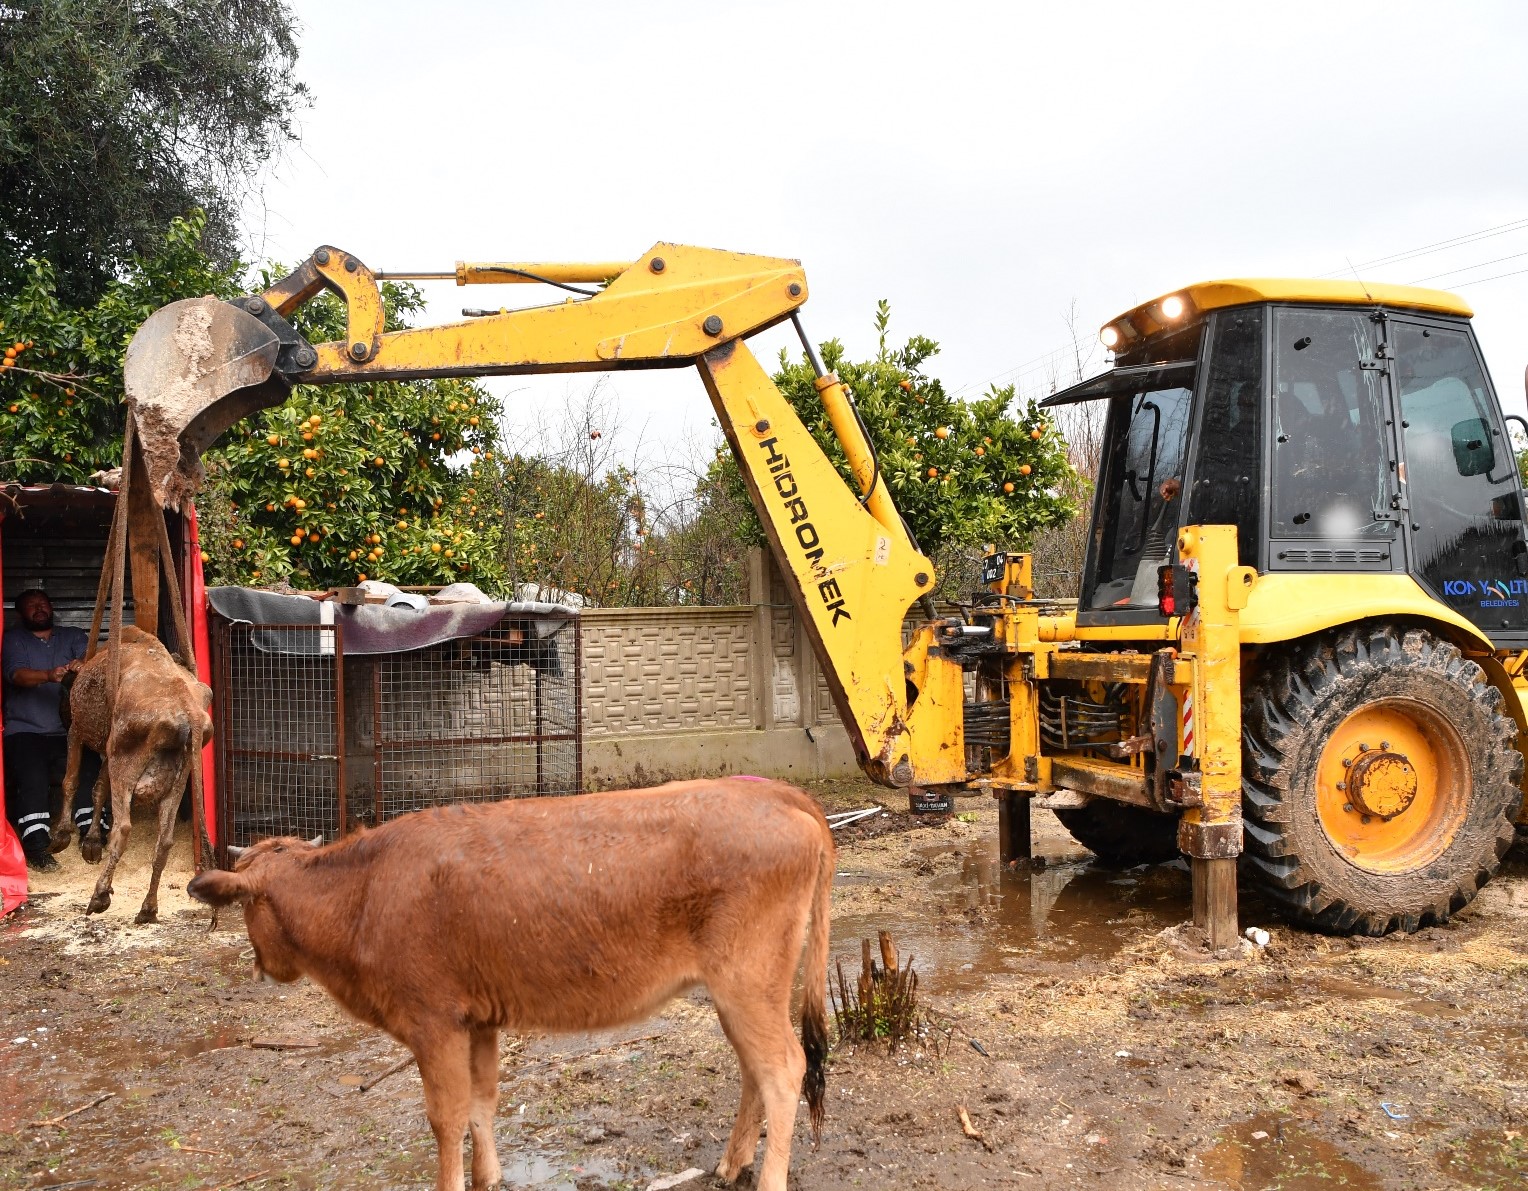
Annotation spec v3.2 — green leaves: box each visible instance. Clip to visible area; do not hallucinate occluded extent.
[719,303,1079,560]
[0,0,309,302]
[0,212,507,593]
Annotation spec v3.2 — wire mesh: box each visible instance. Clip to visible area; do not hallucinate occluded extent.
[212,611,581,850]
[374,618,580,820]
[214,622,342,848]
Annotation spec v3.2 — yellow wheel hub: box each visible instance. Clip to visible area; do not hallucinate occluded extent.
[1315,700,1467,873]
[1347,749,1419,818]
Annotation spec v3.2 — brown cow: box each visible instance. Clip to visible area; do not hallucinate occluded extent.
[49,624,213,924]
[187,778,834,1191]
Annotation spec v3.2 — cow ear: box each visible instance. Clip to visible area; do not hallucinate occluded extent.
[187,869,253,907]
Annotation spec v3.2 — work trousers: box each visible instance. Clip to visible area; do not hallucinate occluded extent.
[3,733,105,856]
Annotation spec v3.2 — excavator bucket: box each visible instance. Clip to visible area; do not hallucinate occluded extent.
[124,296,295,509]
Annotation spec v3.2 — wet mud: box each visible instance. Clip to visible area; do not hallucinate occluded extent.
[5,780,1528,1189]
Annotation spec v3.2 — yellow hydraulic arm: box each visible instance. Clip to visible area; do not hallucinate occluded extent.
[124,243,968,789]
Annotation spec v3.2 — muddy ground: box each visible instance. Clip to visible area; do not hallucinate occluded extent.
[4,779,1528,1191]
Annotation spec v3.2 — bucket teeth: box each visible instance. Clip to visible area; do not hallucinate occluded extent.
[124,297,290,509]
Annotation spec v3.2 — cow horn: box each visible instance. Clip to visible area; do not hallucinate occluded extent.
[226,844,247,859]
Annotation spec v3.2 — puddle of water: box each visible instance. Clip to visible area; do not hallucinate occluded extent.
[1198,1115,1380,1190]
[1435,1127,1528,1187]
[500,1148,626,1188]
[832,837,1189,994]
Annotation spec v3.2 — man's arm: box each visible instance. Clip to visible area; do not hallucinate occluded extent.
[9,665,68,688]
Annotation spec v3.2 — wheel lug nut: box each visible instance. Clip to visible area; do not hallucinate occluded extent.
[1361,815,1372,824]
[1358,743,1369,752]
[1380,740,1390,750]
[1336,781,1347,791]
[1343,803,1354,812]
[1342,758,1352,768]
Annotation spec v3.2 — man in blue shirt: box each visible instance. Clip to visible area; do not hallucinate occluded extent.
[3,589,105,872]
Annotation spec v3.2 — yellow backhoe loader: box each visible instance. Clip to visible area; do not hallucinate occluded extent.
[123,248,1528,945]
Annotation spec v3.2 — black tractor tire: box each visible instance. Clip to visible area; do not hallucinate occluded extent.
[1242,623,1520,936]
[1054,801,1181,868]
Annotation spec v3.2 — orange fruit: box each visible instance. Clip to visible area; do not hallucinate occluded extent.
[444,549,455,558]
[1030,428,1042,440]
[199,551,210,564]
[265,502,275,512]
[373,456,384,467]
[975,446,985,456]
[348,551,359,561]
[1020,464,1032,475]
[468,416,479,426]
[430,542,442,553]
[432,432,441,441]
[935,427,950,439]
[267,434,280,445]
[277,457,290,469]
[1003,482,1014,493]
[6,405,15,414]
[304,467,316,478]
[290,534,303,546]
[308,533,320,543]
[233,538,245,550]
[898,379,912,392]
[396,520,408,530]
[308,414,321,426]
[294,498,307,510]
[927,467,938,478]
[302,448,317,460]
[302,432,313,442]
[357,572,367,582]
[3,348,15,360]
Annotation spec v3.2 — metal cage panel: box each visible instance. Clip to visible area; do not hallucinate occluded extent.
[212,612,581,852]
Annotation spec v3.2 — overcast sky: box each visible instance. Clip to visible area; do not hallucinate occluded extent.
[254,1,1528,459]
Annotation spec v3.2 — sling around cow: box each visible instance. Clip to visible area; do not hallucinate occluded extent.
[188,777,834,1191]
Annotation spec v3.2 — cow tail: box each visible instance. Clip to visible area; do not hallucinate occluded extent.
[799,830,832,1145]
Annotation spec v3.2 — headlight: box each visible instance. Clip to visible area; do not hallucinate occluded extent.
[1160,294,1186,320]
[1100,325,1121,349]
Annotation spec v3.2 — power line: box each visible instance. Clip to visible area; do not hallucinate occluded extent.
[965,215,1528,401]
[1407,249,1528,285]
[1451,265,1528,289]
[1322,216,1528,277]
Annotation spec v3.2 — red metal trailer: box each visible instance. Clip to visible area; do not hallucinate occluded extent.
[0,484,213,915]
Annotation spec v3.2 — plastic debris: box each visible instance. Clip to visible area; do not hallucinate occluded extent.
[646,1169,706,1191]
[1244,926,1271,947]
[969,1038,990,1057]
[825,807,881,831]
[1380,1102,1410,1120]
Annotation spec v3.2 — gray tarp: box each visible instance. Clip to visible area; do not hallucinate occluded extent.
[206,587,577,674]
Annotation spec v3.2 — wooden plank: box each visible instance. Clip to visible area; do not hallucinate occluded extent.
[126,443,161,634]
[996,791,1032,863]
[1192,857,1239,949]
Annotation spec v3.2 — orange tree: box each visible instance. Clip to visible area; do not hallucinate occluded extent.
[201,282,505,589]
[714,301,1077,595]
[0,213,507,590]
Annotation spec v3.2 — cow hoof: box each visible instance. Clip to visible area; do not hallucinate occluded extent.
[81,839,103,864]
[86,892,111,915]
[134,906,158,926]
[48,829,72,855]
